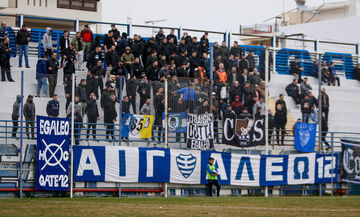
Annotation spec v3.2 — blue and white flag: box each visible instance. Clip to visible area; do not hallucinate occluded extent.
[295,122,317,152]
[162,112,187,133]
[36,116,70,191]
[122,113,154,139]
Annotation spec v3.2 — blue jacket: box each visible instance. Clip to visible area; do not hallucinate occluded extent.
[175,87,199,102]
[46,100,59,117]
[36,59,48,79]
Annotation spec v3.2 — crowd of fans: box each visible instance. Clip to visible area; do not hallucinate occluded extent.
[0,22,343,147]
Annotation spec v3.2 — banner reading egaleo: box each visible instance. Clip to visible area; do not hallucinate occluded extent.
[187,113,214,150]
[36,116,70,191]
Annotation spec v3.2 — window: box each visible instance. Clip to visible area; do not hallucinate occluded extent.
[57,0,97,12]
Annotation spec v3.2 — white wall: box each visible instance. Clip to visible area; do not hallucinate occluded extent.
[279,16,360,53]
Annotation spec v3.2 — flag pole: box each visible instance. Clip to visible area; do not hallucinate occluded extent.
[264,46,269,198]
[70,73,75,198]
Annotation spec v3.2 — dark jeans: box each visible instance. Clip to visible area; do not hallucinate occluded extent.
[129,96,136,114]
[12,118,18,137]
[106,123,115,139]
[176,132,186,142]
[268,129,274,145]
[97,76,104,96]
[207,180,220,197]
[139,96,146,111]
[276,126,285,145]
[1,66,12,81]
[322,107,329,121]
[74,122,81,145]
[87,116,97,139]
[321,132,330,148]
[25,118,35,138]
[45,49,52,59]
[152,126,164,142]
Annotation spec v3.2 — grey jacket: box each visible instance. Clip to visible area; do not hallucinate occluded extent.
[43,27,53,49]
[67,102,83,122]
[12,95,21,119]
[23,99,36,120]
[140,103,151,115]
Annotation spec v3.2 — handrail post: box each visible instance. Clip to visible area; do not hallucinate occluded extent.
[119,76,123,146]
[317,39,323,197]
[330,131,334,197]
[264,48,269,198]
[5,121,8,145]
[19,71,24,199]
[70,73,75,198]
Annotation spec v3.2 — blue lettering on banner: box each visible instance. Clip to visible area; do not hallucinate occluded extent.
[260,155,288,186]
[119,150,126,177]
[200,151,231,185]
[36,116,70,191]
[315,154,338,184]
[294,157,309,180]
[73,146,105,182]
[138,148,170,183]
[236,157,254,181]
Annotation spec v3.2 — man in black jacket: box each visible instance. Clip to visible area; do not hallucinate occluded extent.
[105,45,117,81]
[167,29,178,45]
[132,57,144,79]
[86,46,103,70]
[86,71,98,99]
[59,30,70,67]
[91,60,105,96]
[104,94,117,140]
[16,24,31,68]
[137,76,151,111]
[86,92,100,140]
[285,79,301,105]
[229,81,242,103]
[0,37,14,82]
[103,30,114,53]
[230,41,242,58]
[290,57,304,83]
[246,50,256,72]
[47,52,60,97]
[126,75,138,114]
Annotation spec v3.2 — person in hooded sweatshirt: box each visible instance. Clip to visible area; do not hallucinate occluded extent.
[43,27,53,58]
[11,95,21,138]
[36,54,48,97]
[23,95,36,139]
[231,95,243,115]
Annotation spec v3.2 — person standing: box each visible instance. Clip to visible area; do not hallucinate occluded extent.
[318,87,330,121]
[105,45,117,81]
[80,25,93,61]
[275,104,287,145]
[0,36,14,82]
[154,87,164,143]
[137,76,151,111]
[11,95,21,138]
[0,21,9,43]
[71,32,85,71]
[206,157,220,197]
[46,95,59,117]
[16,24,31,68]
[43,27,53,58]
[47,52,60,97]
[23,95,35,139]
[36,54,48,97]
[86,92,100,140]
[126,75,138,114]
[268,109,275,145]
[104,94,117,140]
[301,95,311,123]
[67,96,83,145]
[59,30,70,67]
[76,79,87,116]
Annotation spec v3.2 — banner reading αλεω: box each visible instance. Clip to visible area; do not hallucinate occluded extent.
[187,113,214,150]
[36,116,70,191]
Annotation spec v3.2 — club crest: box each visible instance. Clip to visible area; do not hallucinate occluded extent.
[176,153,196,179]
[235,118,254,142]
